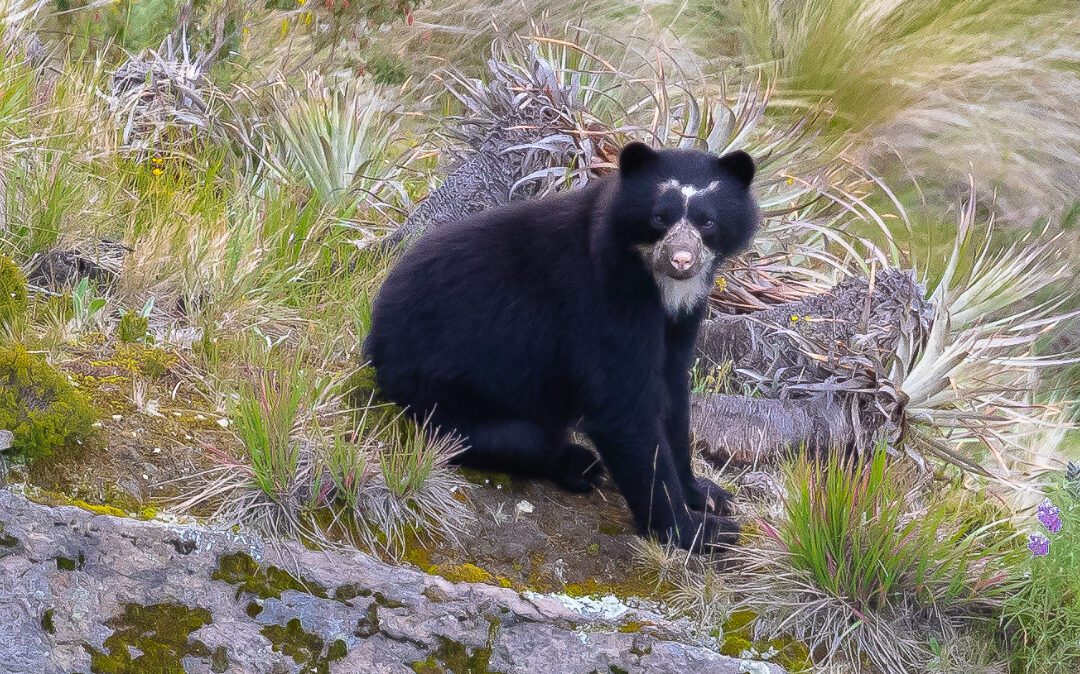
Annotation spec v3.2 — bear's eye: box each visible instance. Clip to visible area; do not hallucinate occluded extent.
[651,214,669,227]
[701,219,718,231]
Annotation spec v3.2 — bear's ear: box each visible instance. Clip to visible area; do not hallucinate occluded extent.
[618,142,658,175]
[717,150,755,187]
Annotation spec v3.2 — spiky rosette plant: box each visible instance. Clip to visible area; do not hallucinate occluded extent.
[883,186,1077,476]
[104,31,228,154]
[270,72,403,216]
[690,182,1077,479]
[383,30,632,246]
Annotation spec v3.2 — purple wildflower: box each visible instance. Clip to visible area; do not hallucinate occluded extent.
[1036,499,1063,534]
[1028,533,1051,557]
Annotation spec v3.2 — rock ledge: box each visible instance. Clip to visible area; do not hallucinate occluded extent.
[0,489,782,673]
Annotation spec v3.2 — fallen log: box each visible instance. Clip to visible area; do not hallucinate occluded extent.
[689,270,930,466]
[690,393,854,467]
[696,270,930,396]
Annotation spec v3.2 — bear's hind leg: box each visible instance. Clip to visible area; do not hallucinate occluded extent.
[434,414,603,493]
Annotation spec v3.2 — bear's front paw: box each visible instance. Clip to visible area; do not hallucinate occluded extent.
[551,443,604,493]
[660,511,740,553]
[686,476,735,516]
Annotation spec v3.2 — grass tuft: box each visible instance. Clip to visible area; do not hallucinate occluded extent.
[729,446,1022,672]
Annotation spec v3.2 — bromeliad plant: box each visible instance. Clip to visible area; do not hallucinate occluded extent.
[271,72,403,217]
[730,445,1022,673]
[882,185,1077,477]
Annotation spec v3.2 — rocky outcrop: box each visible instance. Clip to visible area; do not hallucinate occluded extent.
[0,489,782,674]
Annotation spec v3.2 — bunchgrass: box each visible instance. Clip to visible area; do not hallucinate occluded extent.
[730,446,1023,672]
[232,358,308,504]
[173,350,471,556]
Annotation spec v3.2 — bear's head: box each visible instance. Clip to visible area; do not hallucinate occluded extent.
[608,143,759,314]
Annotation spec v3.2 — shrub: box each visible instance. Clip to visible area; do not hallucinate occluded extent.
[1000,480,1080,674]
[0,343,95,461]
[730,446,1022,673]
[0,255,28,328]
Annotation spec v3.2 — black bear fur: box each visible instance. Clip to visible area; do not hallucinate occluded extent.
[365,143,759,551]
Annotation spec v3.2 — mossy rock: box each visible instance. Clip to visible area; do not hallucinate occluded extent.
[0,343,95,461]
[720,610,814,672]
[87,603,213,674]
[0,255,28,328]
[260,619,347,674]
[212,551,328,600]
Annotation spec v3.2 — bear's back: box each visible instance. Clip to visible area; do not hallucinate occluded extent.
[365,179,610,412]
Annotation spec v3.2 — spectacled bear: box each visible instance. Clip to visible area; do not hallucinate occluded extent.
[366,143,759,551]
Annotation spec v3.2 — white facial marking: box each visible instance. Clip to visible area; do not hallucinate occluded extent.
[653,264,715,316]
[646,179,722,315]
[658,180,723,213]
[636,224,717,317]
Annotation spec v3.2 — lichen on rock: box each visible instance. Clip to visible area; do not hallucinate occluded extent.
[86,602,213,674]
[212,551,328,600]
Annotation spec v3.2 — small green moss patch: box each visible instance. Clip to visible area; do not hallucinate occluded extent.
[210,646,229,673]
[563,574,663,601]
[86,603,213,674]
[0,254,28,328]
[598,520,631,537]
[354,602,380,637]
[71,499,128,518]
[55,553,84,571]
[432,562,493,584]
[260,618,347,674]
[41,608,55,634]
[0,343,95,461]
[719,609,813,672]
[409,636,504,674]
[334,582,372,603]
[373,591,405,609]
[212,551,327,599]
[457,467,514,490]
[0,523,18,548]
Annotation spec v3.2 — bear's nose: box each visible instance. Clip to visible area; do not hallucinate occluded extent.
[671,251,694,271]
